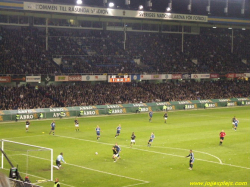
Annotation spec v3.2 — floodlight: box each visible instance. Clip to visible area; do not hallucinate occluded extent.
[139,5,143,10]
[125,0,130,5]
[241,0,245,15]
[166,7,171,12]
[167,1,172,12]
[109,2,114,8]
[146,0,152,7]
[76,0,82,5]
[187,0,192,12]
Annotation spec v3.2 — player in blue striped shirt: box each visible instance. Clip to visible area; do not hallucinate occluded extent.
[147,132,155,147]
[96,125,101,140]
[49,121,56,135]
[186,150,194,170]
[149,111,153,122]
[233,119,239,131]
[115,124,121,138]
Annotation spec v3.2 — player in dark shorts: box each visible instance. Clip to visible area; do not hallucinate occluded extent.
[115,124,121,138]
[219,130,226,145]
[113,143,121,162]
[163,112,168,123]
[233,119,239,131]
[96,125,101,140]
[25,120,30,132]
[112,146,118,162]
[49,121,56,135]
[55,152,66,170]
[149,111,153,122]
[186,150,194,170]
[130,132,136,147]
[232,116,236,129]
[147,132,155,147]
[74,118,79,132]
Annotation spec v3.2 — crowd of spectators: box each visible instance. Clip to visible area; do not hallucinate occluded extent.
[0,26,60,75]
[1,26,249,75]
[0,84,60,110]
[0,79,249,110]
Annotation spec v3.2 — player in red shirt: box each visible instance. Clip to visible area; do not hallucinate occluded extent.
[219,130,226,145]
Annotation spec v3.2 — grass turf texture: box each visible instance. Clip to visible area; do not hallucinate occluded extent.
[0,106,250,187]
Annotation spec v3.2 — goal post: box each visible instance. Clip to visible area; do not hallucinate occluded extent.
[1,139,53,181]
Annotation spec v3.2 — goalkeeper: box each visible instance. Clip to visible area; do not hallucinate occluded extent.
[55,153,66,170]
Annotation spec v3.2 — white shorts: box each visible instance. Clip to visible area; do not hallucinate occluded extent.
[75,124,79,127]
[113,154,118,158]
[164,117,168,120]
[131,140,135,143]
[26,125,29,128]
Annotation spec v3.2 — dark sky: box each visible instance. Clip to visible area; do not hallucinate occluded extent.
[20,0,249,18]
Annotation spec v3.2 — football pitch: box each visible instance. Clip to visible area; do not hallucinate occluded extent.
[0,106,250,187]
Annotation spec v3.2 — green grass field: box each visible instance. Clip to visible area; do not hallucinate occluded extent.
[0,106,250,187]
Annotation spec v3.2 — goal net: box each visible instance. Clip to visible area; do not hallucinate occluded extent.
[1,139,53,182]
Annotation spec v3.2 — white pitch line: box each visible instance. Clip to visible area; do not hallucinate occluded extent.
[67,162,149,184]
[3,134,45,140]
[122,182,149,187]
[146,145,222,164]
[17,153,149,184]
[56,135,250,170]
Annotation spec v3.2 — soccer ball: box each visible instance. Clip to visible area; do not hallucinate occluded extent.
[95,152,98,155]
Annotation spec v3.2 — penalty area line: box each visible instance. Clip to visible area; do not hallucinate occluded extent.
[144,145,223,164]
[18,153,149,185]
[56,135,250,170]
[67,162,150,184]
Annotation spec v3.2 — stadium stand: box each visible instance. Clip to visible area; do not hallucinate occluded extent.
[0,80,249,110]
[0,26,249,75]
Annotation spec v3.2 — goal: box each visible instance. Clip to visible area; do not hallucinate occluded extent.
[1,139,53,181]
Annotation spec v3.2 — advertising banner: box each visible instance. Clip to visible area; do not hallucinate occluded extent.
[11,76,26,82]
[26,76,41,82]
[245,73,250,77]
[23,2,208,22]
[140,75,152,80]
[182,74,191,79]
[55,75,69,82]
[162,74,172,80]
[131,74,141,81]
[82,75,107,81]
[151,74,162,79]
[172,74,182,79]
[235,73,246,78]
[191,74,210,79]
[210,74,219,78]
[68,75,82,81]
[226,73,235,78]
[0,76,11,83]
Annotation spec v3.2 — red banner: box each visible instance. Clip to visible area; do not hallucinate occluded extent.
[226,73,235,78]
[210,74,219,78]
[68,75,82,81]
[0,76,11,83]
[172,74,182,79]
